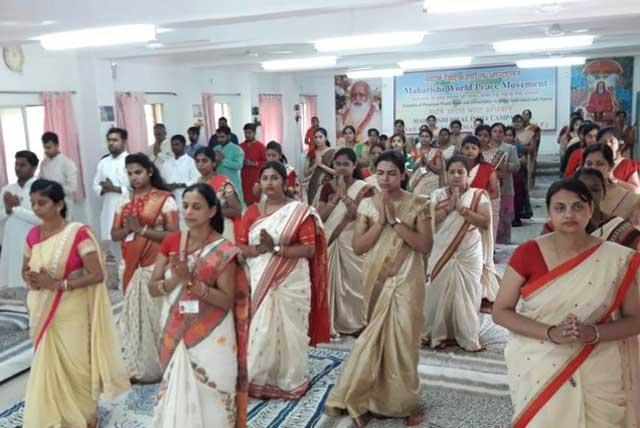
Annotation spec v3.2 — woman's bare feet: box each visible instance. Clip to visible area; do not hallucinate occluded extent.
[404,412,424,426]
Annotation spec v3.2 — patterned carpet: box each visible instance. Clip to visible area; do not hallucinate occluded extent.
[0,320,513,428]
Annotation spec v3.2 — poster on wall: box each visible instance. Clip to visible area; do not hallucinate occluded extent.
[335,75,382,143]
[570,57,634,126]
[394,65,557,134]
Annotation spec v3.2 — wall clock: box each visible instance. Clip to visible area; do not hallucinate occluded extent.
[3,46,25,73]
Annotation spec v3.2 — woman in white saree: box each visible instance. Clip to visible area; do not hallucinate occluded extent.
[424,155,501,351]
[317,148,374,336]
[494,178,640,428]
[149,184,249,428]
[239,161,329,400]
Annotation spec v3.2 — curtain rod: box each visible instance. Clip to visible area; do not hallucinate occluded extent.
[259,93,282,97]
[211,92,241,96]
[300,94,318,97]
[143,91,177,96]
[0,90,77,95]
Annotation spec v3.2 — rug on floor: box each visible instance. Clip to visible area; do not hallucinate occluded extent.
[0,344,513,428]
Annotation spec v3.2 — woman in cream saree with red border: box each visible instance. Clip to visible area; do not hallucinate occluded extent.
[424,185,500,351]
[504,241,640,427]
[23,222,129,427]
[239,199,329,399]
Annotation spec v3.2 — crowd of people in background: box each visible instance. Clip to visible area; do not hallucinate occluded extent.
[0,105,638,428]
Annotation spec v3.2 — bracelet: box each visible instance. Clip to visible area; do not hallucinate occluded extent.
[585,324,600,345]
[545,325,561,344]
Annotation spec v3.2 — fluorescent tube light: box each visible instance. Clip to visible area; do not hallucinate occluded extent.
[40,24,156,50]
[346,68,404,79]
[516,56,586,68]
[261,56,337,71]
[424,0,577,14]
[314,32,425,52]
[493,35,595,53]
[398,57,473,70]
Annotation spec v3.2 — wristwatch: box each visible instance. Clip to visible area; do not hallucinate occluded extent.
[391,217,402,227]
[273,245,282,254]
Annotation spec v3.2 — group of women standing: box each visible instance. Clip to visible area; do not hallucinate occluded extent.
[19,115,640,428]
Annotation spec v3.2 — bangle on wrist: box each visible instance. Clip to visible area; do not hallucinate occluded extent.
[585,324,600,345]
[546,325,561,344]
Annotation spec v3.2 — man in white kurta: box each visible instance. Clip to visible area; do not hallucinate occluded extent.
[93,128,129,284]
[38,132,79,219]
[161,135,200,228]
[0,151,41,289]
[147,123,172,167]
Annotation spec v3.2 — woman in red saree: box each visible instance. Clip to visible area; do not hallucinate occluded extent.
[494,178,640,427]
[112,153,179,383]
[194,147,242,242]
[239,161,329,400]
[22,180,129,427]
[149,183,249,428]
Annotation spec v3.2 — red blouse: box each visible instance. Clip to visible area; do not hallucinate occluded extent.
[564,148,583,178]
[508,240,549,283]
[237,204,316,246]
[613,158,637,182]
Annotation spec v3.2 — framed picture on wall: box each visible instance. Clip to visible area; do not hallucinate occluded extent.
[192,104,203,119]
[99,106,115,122]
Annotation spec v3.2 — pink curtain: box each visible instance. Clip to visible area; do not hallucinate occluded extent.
[115,92,148,153]
[301,95,318,130]
[202,93,217,142]
[259,94,283,144]
[0,120,7,188]
[41,92,86,199]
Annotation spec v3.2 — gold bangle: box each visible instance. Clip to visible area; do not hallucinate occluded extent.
[545,325,561,344]
[585,324,600,345]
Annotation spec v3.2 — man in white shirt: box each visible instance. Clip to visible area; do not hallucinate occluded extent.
[93,127,129,285]
[161,134,200,228]
[0,151,41,289]
[38,131,79,219]
[147,123,171,167]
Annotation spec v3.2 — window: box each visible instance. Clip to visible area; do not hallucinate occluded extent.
[0,105,45,183]
[144,103,164,145]
[214,103,231,127]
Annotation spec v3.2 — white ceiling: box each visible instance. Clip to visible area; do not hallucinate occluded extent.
[2,0,640,71]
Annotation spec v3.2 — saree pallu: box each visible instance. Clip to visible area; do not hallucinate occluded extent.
[326,180,372,335]
[206,175,242,242]
[154,237,249,428]
[469,161,500,242]
[409,165,440,198]
[424,188,501,351]
[306,149,336,207]
[247,201,329,399]
[115,190,178,382]
[601,184,640,222]
[505,242,640,428]
[24,223,129,427]
[325,194,428,421]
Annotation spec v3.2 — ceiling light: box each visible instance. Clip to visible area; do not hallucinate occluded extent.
[156,27,174,34]
[39,24,156,50]
[493,35,595,53]
[314,32,425,52]
[347,68,404,79]
[261,56,337,71]
[398,56,473,70]
[516,56,586,68]
[423,0,577,14]
[147,42,164,49]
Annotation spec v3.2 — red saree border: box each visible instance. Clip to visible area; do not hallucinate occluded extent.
[34,290,63,350]
[521,243,602,300]
[513,251,640,428]
[429,188,484,282]
[249,379,309,400]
